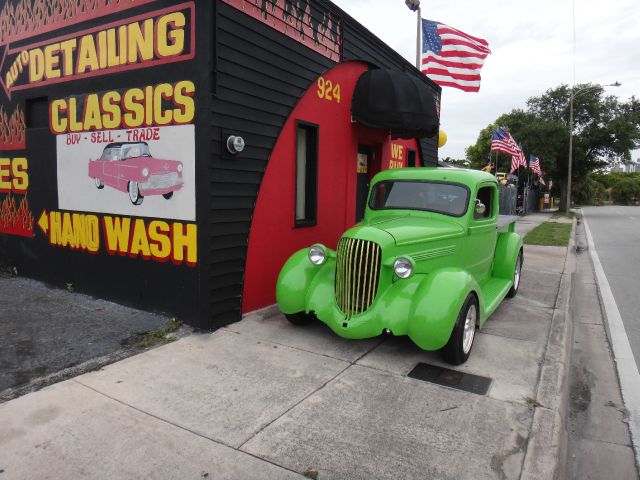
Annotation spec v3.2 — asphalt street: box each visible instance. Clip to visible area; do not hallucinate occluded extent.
[581,206,640,371]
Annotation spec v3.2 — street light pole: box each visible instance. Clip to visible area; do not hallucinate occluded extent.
[564,82,621,213]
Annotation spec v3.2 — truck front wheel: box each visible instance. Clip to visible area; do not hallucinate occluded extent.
[506,250,523,298]
[441,294,478,365]
[285,312,315,326]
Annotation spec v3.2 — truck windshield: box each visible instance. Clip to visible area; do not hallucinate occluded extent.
[369,180,469,217]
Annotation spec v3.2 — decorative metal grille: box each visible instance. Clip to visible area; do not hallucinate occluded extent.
[335,237,381,319]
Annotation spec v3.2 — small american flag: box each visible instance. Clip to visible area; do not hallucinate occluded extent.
[510,145,527,174]
[530,155,542,176]
[421,19,491,93]
[491,128,519,155]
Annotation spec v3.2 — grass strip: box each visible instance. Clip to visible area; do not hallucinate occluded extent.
[524,221,572,247]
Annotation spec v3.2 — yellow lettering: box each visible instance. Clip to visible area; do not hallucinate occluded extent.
[172,222,197,265]
[103,216,131,255]
[101,91,122,130]
[83,94,102,131]
[0,158,10,190]
[50,211,62,246]
[122,88,145,128]
[173,80,195,124]
[59,39,77,77]
[127,18,154,63]
[130,219,151,258]
[50,99,68,134]
[77,35,99,74]
[11,158,28,192]
[61,212,74,247]
[71,213,86,249]
[28,48,45,83]
[153,84,173,125]
[68,98,83,132]
[156,12,185,58]
[86,216,100,253]
[44,43,61,79]
[148,221,171,260]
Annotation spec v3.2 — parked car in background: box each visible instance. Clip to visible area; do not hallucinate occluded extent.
[276,168,523,365]
[88,142,184,205]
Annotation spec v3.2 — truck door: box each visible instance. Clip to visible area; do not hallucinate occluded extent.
[467,184,498,284]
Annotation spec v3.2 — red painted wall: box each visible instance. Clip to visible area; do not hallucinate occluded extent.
[242,61,419,313]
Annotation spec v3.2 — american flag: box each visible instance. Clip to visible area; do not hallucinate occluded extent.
[510,145,527,174]
[491,127,519,155]
[421,19,491,93]
[530,155,542,176]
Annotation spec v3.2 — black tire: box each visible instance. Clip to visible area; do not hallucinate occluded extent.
[285,312,315,326]
[506,251,523,298]
[128,181,144,205]
[163,192,174,200]
[95,177,104,189]
[441,294,478,365]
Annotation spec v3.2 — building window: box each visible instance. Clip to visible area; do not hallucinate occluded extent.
[295,122,318,227]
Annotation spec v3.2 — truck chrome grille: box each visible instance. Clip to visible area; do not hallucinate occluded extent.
[335,238,381,318]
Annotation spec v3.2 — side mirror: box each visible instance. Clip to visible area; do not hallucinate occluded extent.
[475,199,486,216]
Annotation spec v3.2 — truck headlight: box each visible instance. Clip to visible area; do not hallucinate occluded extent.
[394,258,413,279]
[308,245,327,265]
[142,168,149,177]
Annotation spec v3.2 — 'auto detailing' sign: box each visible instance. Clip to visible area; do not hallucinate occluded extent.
[0,2,195,99]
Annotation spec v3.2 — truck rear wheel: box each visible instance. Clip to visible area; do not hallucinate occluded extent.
[285,312,315,326]
[441,294,478,365]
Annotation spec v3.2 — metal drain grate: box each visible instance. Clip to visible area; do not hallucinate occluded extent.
[408,362,492,395]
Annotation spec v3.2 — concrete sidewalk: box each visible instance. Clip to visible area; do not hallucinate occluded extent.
[0,215,573,479]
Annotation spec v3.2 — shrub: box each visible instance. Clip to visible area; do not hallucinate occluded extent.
[611,177,640,205]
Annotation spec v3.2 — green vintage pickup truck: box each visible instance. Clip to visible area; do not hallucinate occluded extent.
[276,168,523,364]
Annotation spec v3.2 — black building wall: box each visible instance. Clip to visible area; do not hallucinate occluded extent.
[209,0,441,328]
[0,0,440,330]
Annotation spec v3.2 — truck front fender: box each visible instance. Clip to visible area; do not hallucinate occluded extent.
[276,249,330,314]
[493,232,524,280]
[408,268,480,350]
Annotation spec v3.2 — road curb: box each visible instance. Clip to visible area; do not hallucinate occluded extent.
[521,217,576,480]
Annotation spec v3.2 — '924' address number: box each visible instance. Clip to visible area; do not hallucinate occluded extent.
[317,76,341,103]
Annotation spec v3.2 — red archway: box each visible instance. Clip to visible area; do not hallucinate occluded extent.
[242,61,419,313]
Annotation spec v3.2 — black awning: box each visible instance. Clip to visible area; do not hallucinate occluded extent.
[351,68,439,139]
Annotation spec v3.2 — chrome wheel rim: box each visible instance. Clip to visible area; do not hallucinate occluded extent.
[514,256,521,290]
[462,304,476,354]
[95,177,102,188]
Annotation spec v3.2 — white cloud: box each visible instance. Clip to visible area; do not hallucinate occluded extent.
[332,0,639,161]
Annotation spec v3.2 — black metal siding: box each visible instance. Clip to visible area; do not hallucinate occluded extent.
[208,0,439,327]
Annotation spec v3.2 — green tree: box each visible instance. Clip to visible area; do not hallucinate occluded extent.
[465,84,640,209]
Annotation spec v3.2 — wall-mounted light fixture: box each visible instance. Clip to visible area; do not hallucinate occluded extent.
[226,135,245,155]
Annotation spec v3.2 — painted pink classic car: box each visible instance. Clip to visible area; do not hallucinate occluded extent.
[88,142,184,205]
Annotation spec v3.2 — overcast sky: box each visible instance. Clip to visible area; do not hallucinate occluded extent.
[332,0,639,162]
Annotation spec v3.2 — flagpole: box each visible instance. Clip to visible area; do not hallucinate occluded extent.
[416,6,422,69]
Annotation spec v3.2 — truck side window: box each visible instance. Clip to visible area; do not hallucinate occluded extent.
[475,186,493,220]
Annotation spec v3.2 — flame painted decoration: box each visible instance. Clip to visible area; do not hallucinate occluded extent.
[0,0,155,45]
[0,193,34,237]
[222,0,341,62]
[0,105,25,150]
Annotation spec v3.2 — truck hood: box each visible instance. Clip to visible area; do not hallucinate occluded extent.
[362,215,465,246]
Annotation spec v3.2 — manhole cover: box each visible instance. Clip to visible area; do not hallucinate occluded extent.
[408,362,492,395]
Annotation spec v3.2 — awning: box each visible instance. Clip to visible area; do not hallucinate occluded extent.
[351,68,439,139]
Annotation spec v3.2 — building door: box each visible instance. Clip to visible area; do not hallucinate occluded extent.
[356,145,372,222]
